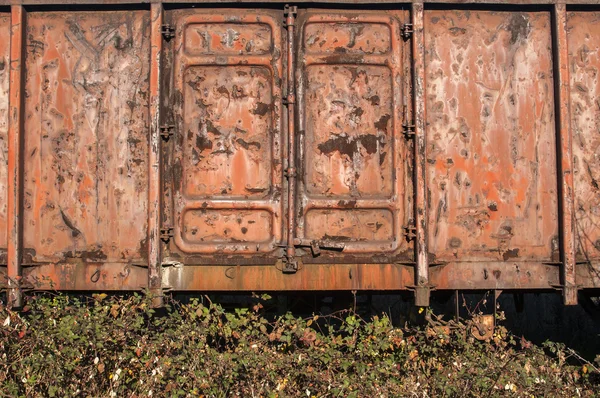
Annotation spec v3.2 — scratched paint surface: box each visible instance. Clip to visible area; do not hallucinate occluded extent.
[568,12,600,264]
[183,66,273,198]
[297,11,411,256]
[304,22,391,54]
[425,10,559,262]
[23,11,150,263]
[171,10,283,256]
[184,23,272,55]
[305,64,393,197]
[0,14,9,263]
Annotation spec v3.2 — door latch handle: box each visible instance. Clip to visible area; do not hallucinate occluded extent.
[293,238,345,257]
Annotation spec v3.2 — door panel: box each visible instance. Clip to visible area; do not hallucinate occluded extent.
[296,11,411,259]
[425,10,559,263]
[23,11,150,263]
[170,10,284,258]
[567,12,600,264]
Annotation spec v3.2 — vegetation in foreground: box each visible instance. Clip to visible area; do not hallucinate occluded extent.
[0,293,599,397]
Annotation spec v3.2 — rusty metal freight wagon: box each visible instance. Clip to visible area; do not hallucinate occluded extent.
[0,0,599,309]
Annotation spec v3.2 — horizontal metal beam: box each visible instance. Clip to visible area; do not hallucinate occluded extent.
[1,0,600,6]
[2,261,598,291]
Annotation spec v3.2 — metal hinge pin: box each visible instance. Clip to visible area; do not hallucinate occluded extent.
[161,24,175,41]
[284,5,298,27]
[402,123,416,139]
[160,227,174,243]
[160,124,174,141]
[401,23,413,40]
[403,223,417,241]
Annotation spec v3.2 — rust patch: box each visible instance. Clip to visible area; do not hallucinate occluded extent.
[502,248,520,261]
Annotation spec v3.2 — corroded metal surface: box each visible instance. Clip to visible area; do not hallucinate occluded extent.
[412,3,430,306]
[296,10,412,260]
[22,10,151,264]
[169,10,284,259]
[0,4,598,300]
[554,4,577,305]
[4,1,600,6]
[7,5,24,308]
[4,260,599,292]
[425,10,559,263]
[149,3,163,306]
[567,12,600,268]
[0,13,9,265]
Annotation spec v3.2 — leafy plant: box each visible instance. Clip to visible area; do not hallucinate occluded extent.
[0,293,597,397]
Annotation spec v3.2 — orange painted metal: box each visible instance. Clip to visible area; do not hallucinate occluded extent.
[0,3,598,302]
[412,2,430,306]
[149,3,163,306]
[7,5,24,308]
[22,10,151,263]
[167,9,285,262]
[284,5,298,271]
[567,11,600,281]
[295,10,413,264]
[425,10,559,263]
[0,12,10,267]
[553,4,577,305]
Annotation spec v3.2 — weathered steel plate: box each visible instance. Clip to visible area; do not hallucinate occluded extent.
[296,10,412,260]
[0,13,9,265]
[425,10,559,263]
[22,10,150,264]
[567,12,600,266]
[169,10,284,258]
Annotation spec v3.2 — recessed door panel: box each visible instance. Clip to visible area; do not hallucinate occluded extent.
[296,11,411,259]
[171,10,284,257]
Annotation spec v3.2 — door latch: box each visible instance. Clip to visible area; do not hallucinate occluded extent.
[293,238,345,257]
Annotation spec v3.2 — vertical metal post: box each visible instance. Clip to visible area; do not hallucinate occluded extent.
[149,2,163,307]
[411,2,430,306]
[7,5,24,308]
[553,3,577,305]
[283,5,298,273]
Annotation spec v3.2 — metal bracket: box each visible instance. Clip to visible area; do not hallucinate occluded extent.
[161,24,175,41]
[284,167,296,179]
[160,124,174,141]
[282,257,300,274]
[284,4,298,27]
[160,227,174,243]
[282,94,296,106]
[402,123,415,139]
[401,23,413,40]
[403,223,417,241]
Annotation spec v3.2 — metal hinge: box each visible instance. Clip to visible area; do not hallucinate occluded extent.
[402,122,415,139]
[403,222,417,241]
[161,24,175,41]
[160,227,174,243]
[284,167,296,179]
[160,124,174,141]
[401,23,413,40]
